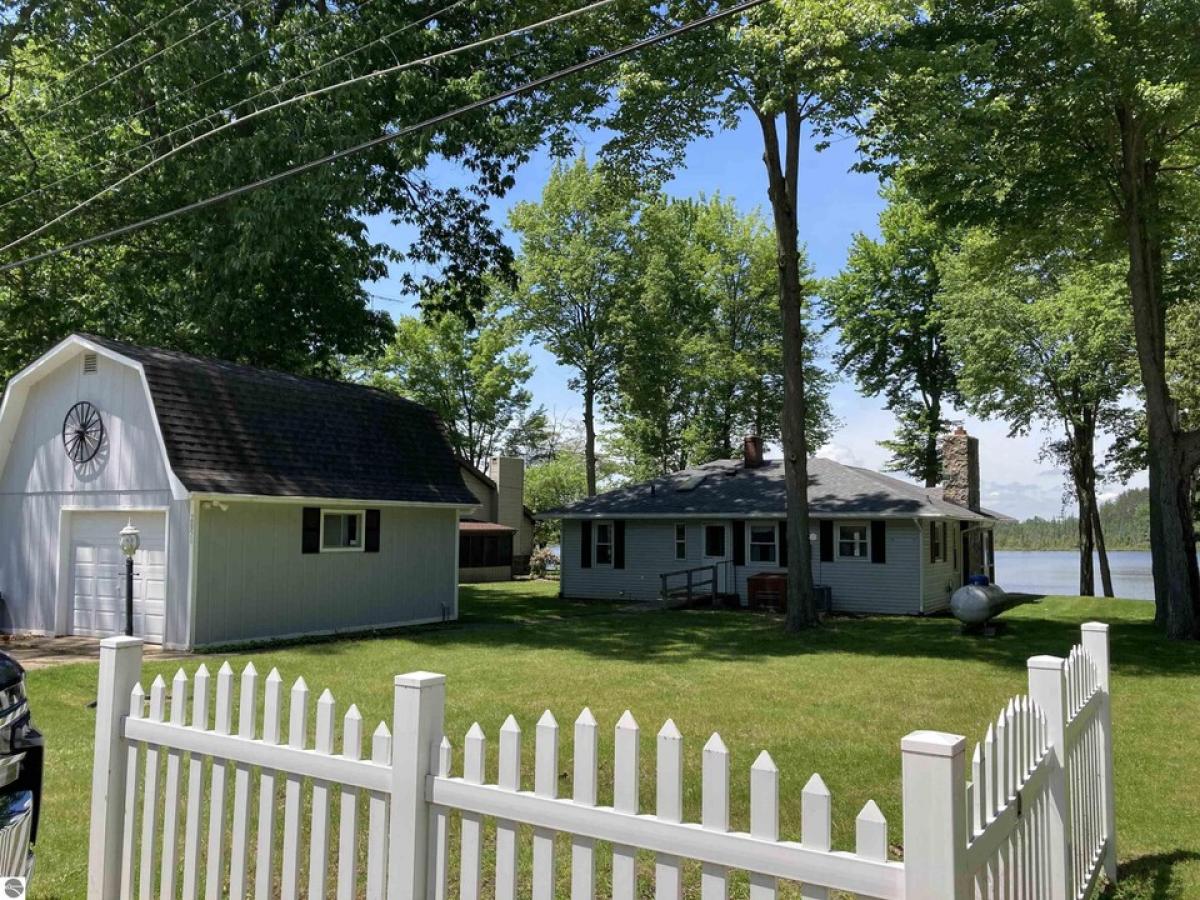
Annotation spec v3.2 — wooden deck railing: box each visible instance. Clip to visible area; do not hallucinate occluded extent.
[658,564,720,606]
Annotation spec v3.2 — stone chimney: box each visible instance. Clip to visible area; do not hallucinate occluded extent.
[743,435,764,468]
[941,426,980,511]
[487,456,526,533]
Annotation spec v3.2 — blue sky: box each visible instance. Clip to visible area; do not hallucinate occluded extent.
[360,111,1143,520]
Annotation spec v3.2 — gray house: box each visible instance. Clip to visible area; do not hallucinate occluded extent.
[540,433,1009,614]
[458,457,536,582]
[0,334,477,649]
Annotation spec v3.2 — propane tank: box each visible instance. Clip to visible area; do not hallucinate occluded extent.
[951,580,1019,626]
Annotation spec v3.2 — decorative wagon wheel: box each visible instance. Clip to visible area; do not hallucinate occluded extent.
[62,401,105,463]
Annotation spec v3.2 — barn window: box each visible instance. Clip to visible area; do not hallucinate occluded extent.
[594,522,614,566]
[320,510,365,551]
[838,523,869,559]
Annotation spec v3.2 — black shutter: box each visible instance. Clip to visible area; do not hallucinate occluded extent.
[819,520,834,562]
[614,520,626,569]
[365,509,381,553]
[302,507,321,554]
[930,522,937,563]
[580,520,592,569]
[871,520,886,564]
[732,521,746,566]
[778,520,788,567]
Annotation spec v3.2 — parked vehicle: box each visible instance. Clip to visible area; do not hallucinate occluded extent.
[0,651,42,881]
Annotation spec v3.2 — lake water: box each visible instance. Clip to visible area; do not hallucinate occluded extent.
[995,550,1157,601]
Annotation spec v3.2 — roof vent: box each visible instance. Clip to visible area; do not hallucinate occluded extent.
[82,352,98,374]
[676,473,707,492]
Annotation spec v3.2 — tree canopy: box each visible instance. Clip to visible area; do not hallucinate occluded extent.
[821,185,958,486]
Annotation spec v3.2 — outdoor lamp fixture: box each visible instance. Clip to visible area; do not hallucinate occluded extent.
[118,520,140,637]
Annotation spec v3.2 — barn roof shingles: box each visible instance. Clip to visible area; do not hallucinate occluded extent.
[82,334,476,505]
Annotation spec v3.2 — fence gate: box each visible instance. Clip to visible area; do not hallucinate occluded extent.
[87,624,1116,899]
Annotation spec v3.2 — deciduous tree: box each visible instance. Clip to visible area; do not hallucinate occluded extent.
[821,186,958,486]
[859,0,1200,637]
[359,302,541,470]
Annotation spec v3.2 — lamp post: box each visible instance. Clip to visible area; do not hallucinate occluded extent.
[118,520,140,637]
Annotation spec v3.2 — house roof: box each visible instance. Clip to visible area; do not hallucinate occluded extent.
[538,457,1011,522]
[80,334,477,505]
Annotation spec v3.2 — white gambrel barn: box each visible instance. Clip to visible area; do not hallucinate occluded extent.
[0,334,477,649]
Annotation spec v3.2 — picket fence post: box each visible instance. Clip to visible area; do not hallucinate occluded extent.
[1081,622,1118,884]
[901,730,969,900]
[387,671,446,900]
[87,636,144,900]
[1028,654,1073,900]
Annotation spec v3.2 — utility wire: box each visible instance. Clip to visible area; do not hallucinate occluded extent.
[0,0,472,213]
[58,0,209,85]
[0,0,455,213]
[0,0,618,254]
[0,0,264,138]
[26,0,385,164]
[0,0,769,274]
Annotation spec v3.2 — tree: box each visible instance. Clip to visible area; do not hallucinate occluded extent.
[524,452,591,547]
[939,230,1135,597]
[0,1,611,382]
[610,194,835,478]
[359,303,541,470]
[594,0,895,630]
[821,186,959,486]
[859,0,1200,637]
[508,157,637,496]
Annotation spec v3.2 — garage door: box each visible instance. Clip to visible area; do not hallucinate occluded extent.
[70,511,166,643]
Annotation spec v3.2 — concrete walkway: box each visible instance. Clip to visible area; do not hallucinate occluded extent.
[0,635,188,670]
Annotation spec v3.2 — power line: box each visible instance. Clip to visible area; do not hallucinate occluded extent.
[0,0,769,274]
[28,0,385,162]
[58,0,209,85]
[1,0,263,138]
[0,0,618,255]
[0,0,453,213]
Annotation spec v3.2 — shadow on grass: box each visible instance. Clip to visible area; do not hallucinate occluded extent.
[294,586,1199,680]
[1104,849,1200,899]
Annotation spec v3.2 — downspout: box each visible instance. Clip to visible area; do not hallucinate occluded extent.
[186,496,199,650]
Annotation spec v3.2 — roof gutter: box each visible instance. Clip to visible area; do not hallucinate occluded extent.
[188,492,477,511]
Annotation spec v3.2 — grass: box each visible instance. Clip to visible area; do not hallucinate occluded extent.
[26,582,1200,898]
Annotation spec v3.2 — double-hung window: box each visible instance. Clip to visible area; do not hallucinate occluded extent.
[595,522,614,566]
[838,523,869,559]
[674,524,687,560]
[321,510,365,552]
[703,524,727,559]
[749,523,778,564]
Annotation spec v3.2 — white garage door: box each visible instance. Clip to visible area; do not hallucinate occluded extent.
[70,511,167,643]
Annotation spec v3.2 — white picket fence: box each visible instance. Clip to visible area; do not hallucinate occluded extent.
[86,623,1117,899]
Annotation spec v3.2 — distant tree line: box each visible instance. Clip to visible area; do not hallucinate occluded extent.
[994,489,1153,552]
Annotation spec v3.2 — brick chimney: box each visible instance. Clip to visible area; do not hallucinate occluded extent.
[941,426,980,511]
[743,435,764,468]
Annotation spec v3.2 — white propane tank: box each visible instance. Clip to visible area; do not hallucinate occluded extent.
[950,582,1011,626]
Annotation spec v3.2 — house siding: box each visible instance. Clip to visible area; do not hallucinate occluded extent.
[0,350,188,641]
[920,518,963,613]
[191,501,458,647]
[560,517,924,614]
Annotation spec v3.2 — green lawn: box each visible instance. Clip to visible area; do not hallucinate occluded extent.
[27,583,1200,898]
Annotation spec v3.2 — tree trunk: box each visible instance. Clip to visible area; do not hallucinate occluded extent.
[582,378,597,497]
[923,393,942,488]
[1117,106,1200,638]
[756,103,818,632]
[1076,482,1096,597]
[1091,500,1115,598]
